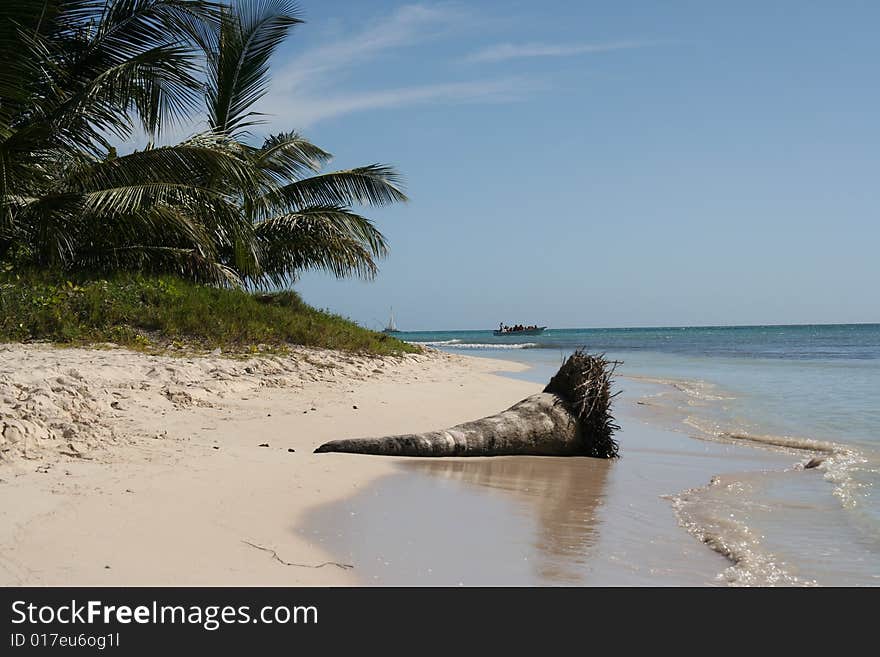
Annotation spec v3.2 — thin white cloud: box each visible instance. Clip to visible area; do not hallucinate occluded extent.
[466,40,663,63]
[258,3,534,128]
[276,3,467,90]
[263,78,537,129]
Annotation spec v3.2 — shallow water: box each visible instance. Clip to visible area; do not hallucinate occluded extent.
[302,325,880,586]
[300,382,797,585]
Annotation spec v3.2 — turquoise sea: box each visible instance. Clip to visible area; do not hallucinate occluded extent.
[392,324,880,585]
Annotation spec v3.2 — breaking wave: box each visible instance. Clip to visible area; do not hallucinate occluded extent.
[409,341,538,350]
[409,339,462,346]
[637,374,875,585]
[668,477,817,587]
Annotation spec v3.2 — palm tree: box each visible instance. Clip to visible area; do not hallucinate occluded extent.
[0,0,408,288]
[203,0,408,288]
[0,0,263,284]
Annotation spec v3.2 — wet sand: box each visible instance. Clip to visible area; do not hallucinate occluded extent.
[301,381,796,585]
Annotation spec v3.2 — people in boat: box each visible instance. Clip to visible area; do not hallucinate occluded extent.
[499,323,545,333]
[497,323,541,333]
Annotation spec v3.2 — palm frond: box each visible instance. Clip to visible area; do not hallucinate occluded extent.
[4,0,216,149]
[273,164,408,211]
[0,0,60,136]
[252,206,389,285]
[64,134,259,193]
[252,131,331,180]
[207,0,302,136]
[9,135,259,271]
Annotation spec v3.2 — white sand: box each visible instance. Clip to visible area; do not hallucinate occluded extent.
[0,344,538,585]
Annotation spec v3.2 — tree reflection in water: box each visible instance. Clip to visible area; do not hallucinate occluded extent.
[401,456,612,584]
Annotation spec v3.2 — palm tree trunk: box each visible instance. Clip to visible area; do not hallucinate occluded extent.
[314,350,620,459]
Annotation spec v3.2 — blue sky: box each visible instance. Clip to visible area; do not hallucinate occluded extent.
[251,1,878,330]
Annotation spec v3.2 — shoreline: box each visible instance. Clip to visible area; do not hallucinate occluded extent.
[0,344,536,585]
[299,376,798,586]
[298,351,855,586]
[2,341,874,586]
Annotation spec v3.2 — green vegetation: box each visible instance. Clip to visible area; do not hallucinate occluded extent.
[0,1,412,353]
[0,0,406,285]
[0,272,418,355]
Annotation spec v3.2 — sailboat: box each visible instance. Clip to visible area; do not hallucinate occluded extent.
[382,307,398,333]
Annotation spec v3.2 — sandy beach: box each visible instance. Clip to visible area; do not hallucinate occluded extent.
[0,345,537,586]
[3,340,875,587]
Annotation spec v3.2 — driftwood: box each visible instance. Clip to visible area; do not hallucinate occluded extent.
[314,350,620,458]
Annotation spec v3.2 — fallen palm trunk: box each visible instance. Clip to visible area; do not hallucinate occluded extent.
[314,350,621,458]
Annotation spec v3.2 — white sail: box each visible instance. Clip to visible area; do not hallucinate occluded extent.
[384,308,397,332]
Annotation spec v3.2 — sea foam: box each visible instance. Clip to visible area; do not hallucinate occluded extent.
[409,341,538,350]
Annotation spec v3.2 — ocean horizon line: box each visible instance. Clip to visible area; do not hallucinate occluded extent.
[393,321,880,333]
